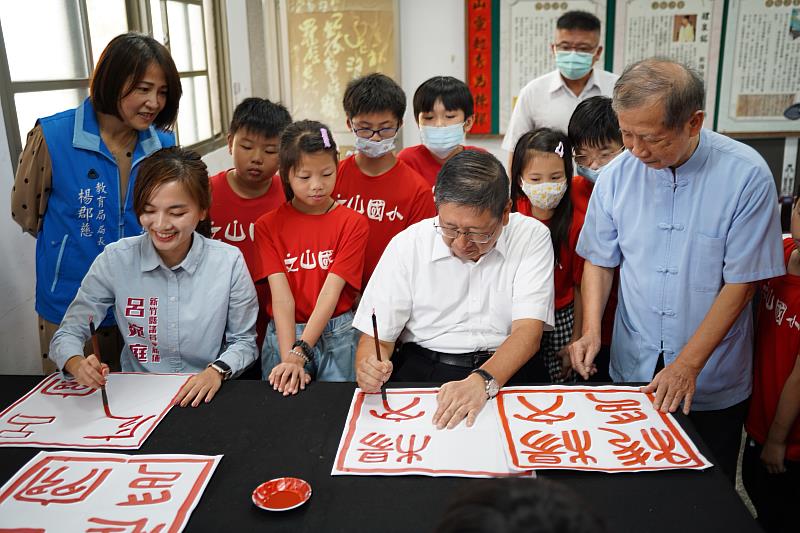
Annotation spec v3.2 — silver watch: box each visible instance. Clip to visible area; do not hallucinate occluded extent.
[471,368,499,399]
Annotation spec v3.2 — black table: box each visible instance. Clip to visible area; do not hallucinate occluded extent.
[0,376,760,532]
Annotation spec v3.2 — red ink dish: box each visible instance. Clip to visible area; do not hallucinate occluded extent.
[252,477,311,511]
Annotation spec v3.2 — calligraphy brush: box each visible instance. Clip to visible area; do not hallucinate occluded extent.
[89,319,112,417]
[371,308,388,405]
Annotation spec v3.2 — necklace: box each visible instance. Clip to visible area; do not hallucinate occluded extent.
[324,199,336,213]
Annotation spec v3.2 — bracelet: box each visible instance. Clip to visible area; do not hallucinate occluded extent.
[288,349,309,365]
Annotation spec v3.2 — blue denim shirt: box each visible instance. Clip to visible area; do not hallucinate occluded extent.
[577,128,785,410]
[51,233,258,377]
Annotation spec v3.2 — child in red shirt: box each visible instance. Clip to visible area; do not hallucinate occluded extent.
[334,73,435,288]
[566,96,625,382]
[742,191,800,533]
[209,98,291,358]
[397,76,485,189]
[511,128,584,383]
[254,121,369,395]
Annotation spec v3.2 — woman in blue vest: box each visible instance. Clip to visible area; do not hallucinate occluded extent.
[11,32,182,373]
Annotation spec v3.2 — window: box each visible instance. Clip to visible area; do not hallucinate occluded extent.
[0,0,226,171]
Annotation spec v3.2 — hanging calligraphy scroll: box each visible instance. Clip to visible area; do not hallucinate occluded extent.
[280,0,399,149]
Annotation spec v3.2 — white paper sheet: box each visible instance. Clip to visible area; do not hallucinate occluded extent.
[0,451,220,532]
[332,388,530,478]
[0,373,191,449]
[496,386,712,472]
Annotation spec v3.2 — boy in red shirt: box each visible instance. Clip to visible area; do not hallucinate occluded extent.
[566,96,624,382]
[398,76,484,189]
[742,189,800,533]
[209,98,292,362]
[334,73,436,287]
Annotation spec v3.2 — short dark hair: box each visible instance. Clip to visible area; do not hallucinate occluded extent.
[412,76,474,122]
[556,11,601,33]
[435,478,606,533]
[134,147,211,237]
[229,97,292,139]
[568,96,622,150]
[91,32,181,130]
[613,58,705,130]
[435,151,509,220]
[279,120,339,201]
[342,73,406,122]
[510,128,573,255]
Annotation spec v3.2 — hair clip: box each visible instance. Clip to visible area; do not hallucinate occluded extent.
[320,128,331,148]
[554,141,564,158]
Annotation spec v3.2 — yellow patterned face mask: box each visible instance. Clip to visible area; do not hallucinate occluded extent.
[521,180,567,210]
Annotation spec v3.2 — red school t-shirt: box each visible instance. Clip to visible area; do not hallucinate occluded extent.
[746,237,800,461]
[515,195,584,310]
[571,174,617,347]
[397,144,487,189]
[253,202,369,324]
[333,155,436,288]
[209,170,286,346]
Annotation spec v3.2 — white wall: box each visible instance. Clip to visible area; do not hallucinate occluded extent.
[0,96,41,374]
[398,0,505,162]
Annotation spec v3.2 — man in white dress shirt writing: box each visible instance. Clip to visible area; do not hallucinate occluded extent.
[353,151,555,429]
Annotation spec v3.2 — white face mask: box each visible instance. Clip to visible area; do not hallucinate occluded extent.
[354,134,396,158]
[521,180,567,210]
[420,123,465,159]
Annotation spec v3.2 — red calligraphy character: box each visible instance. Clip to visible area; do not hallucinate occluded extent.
[148,316,158,326]
[513,395,576,425]
[519,430,565,465]
[86,517,166,533]
[368,396,424,422]
[0,414,56,438]
[127,323,144,338]
[124,298,145,318]
[85,414,156,441]
[561,430,597,465]
[129,344,148,362]
[641,428,691,465]
[117,464,181,506]
[151,347,160,363]
[395,434,431,464]
[356,432,393,463]
[14,464,112,505]
[41,378,94,397]
[600,427,651,466]
[585,393,646,424]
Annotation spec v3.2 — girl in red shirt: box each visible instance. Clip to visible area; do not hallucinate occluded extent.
[254,121,369,395]
[510,128,585,383]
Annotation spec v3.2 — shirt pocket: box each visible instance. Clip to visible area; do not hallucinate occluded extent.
[489,289,513,336]
[690,233,724,293]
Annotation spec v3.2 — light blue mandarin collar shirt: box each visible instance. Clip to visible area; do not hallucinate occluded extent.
[51,233,258,377]
[577,128,785,411]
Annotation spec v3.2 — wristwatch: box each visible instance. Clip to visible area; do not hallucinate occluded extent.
[471,368,500,400]
[208,360,232,381]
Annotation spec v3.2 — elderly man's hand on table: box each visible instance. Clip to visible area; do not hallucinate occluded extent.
[433,373,488,429]
[640,358,701,415]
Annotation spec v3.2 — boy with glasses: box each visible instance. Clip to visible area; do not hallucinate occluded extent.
[334,73,435,288]
[502,11,618,166]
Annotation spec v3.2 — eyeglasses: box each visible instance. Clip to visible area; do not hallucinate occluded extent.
[573,146,624,167]
[554,43,598,54]
[352,126,399,139]
[433,222,498,244]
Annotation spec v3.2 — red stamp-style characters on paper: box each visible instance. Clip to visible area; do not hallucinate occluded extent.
[85,516,167,533]
[117,464,181,507]
[40,379,94,398]
[640,428,692,466]
[356,432,431,464]
[13,463,112,505]
[519,430,565,465]
[85,415,157,442]
[0,415,56,439]
[368,397,425,422]
[600,427,652,466]
[513,395,575,425]
[585,393,647,425]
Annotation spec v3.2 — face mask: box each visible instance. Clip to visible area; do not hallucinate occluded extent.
[521,180,567,210]
[576,164,601,183]
[555,51,594,80]
[354,134,396,158]
[420,123,465,159]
